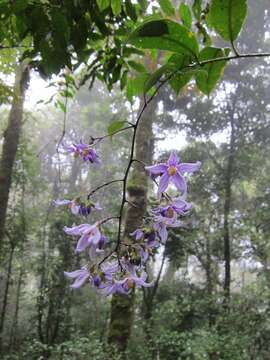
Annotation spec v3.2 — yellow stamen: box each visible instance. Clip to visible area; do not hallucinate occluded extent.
[83,148,89,156]
[168,166,177,176]
[127,278,135,289]
[166,207,174,218]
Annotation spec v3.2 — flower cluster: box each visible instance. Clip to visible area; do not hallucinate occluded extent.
[58,144,200,296]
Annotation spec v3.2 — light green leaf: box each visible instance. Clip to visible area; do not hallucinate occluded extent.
[179,3,192,29]
[97,0,110,11]
[158,0,175,16]
[120,70,128,90]
[111,0,122,16]
[192,0,202,20]
[125,0,137,21]
[126,73,149,101]
[128,19,199,59]
[127,60,147,73]
[107,120,126,136]
[208,0,247,41]
[144,64,173,93]
[168,54,193,94]
[195,47,230,95]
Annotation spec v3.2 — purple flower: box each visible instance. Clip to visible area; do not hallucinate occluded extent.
[152,197,192,218]
[93,274,102,287]
[130,228,159,262]
[64,267,90,288]
[98,278,130,296]
[129,271,153,288]
[64,223,102,253]
[65,141,100,164]
[89,234,107,259]
[97,271,153,296]
[153,215,182,243]
[145,152,201,196]
[130,229,144,241]
[54,198,101,217]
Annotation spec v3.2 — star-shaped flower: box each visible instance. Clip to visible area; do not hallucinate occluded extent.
[145,152,201,196]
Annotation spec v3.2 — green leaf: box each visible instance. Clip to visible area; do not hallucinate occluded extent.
[55,99,66,112]
[123,46,144,57]
[125,0,137,21]
[192,0,202,20]
[195,47,230,95]
[208,0,247,41]
[126,73,149,101]
[107,120,126,136]
[144,64,173,93]
[158,0,175,16]
[168,54,193,94]
[179,4,192,29]
[127,60,147,73]
[128,19,199,59]
[97,0,110,11]
[120,70,128,90]
[111,0,122,16]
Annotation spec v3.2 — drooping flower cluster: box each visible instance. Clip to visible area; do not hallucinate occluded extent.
[58,146,200,295]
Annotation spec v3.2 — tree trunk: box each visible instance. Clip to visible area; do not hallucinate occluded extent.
[0,244,15,352]
[108,97,156,354]
[0,60,29,253]
[8,264,23,350]
[223,115,236,302]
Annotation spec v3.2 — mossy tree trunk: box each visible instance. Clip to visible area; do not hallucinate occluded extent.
[107,97,156,354]
[0,60,29,253]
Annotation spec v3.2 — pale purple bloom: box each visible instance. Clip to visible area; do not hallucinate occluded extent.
[130,229,144,241]
[153,215,182,243]
[88,234,107,259]
[64,267,90,288]
[65,141,100,164]
[145,152,201,196]
[101,261,120,280]
[130,228,159,262]
[98,278,130,296]
[54,198,101,217]
[129,271,153,288]
[152,197,192,218]
[93,274,102,287]
[64,223,102,253]
[98,271,153,295]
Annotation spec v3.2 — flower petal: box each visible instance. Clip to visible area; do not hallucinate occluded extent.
[70,204,80,215]
[172,173,187,194]
[177,161,201,174]
[94,202,102,210]
[53,199,71,206]
[167,152,179,166]
[159,224,168,243]
[90,228,101,245]
[145,163,167,175]
[157,172,170,196]
[70,273,89,288]
[64,224,91,236]
[130,229,144,240]
[64,270,85,279]
[76,233,90,252]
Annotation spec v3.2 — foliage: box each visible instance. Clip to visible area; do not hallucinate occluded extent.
[1,0,270,359]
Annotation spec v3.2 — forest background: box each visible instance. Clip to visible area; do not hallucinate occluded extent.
[0,0,270,359]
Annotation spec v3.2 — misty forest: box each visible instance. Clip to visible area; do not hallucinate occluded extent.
[0,1,270,359]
